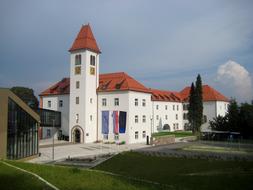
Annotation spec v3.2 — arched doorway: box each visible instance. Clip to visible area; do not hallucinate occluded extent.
[71,126,84,143]
[74,128,81,143]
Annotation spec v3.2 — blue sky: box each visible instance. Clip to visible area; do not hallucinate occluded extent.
[0,0,253,102]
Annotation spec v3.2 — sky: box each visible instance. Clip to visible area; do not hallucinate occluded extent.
[0,0,253,102]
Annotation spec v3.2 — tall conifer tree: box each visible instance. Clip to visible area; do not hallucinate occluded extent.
[195,74,203,133]
[188,82,196,132]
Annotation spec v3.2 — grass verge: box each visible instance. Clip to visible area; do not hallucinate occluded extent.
[3,160,165,190]
[94,151,253,190]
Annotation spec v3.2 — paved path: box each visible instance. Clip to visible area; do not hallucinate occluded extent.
[30,142,148,163]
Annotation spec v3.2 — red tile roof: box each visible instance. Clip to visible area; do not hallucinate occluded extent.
[69,24,101,53]
[40,78,70,96]
[40,72,151,96]
[98,72,151,93]
[151,89,181,102]
[180,85,229,102]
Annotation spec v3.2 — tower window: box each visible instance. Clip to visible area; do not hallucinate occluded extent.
[90,55,96,66]
[176,114,178,120]
[76,97,79,104]
[76,114,79,123]
[75,54,81,65]
[90,98,92,104]
[76,81,80,89]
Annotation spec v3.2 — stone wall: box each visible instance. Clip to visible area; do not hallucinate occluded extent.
[151,135,175,146]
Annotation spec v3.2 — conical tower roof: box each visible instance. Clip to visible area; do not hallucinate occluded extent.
[69,24,101,53]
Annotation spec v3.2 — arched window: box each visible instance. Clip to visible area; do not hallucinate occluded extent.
[75,54,81,65]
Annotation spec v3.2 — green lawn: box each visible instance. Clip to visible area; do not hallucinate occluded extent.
[94,152,253,190]
[0,162,53,190]
[1,160,163,190]
[152,131,194,138]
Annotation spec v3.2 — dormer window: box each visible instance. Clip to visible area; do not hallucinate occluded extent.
[75,54,81,65]
[90,55,96,66]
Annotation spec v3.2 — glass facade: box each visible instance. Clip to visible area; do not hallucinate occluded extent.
[7,98,38,159]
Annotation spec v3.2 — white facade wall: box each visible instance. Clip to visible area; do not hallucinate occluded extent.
[98,91,129,143]
[69,50,99,143]
[152,101,183,133]
[41,95,69,138]
[128,91,152,144]
[97,91,152,144]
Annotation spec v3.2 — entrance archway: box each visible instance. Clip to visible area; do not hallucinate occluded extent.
[74,128,81,143]
[71,126,84,143]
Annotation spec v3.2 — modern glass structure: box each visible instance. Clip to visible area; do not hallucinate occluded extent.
[7,98,39,159]
[0,88,40,160]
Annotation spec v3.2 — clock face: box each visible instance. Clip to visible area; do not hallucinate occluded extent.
[90,67,95,75]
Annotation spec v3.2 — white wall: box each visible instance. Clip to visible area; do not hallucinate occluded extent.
[152,101,183,133]
[98,91,152,144]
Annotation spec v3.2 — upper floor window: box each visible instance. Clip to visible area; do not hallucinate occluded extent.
[176,114,178,120]
[90,55,96,66]
[183,113,188,120]
[156,115,159,120]
[47,101,51,108]
[135,98,138,106]
[76,81,80,89]
[165,105,168,110]
[90,115,92,121]
[135,115,138,123]
[142,99,146,107]
[177,105,179,111]
[114,98,119,106]
[76,97,79,104]
[173,105,175,111]
[59,100,63,107]
[90,98,93,104]
[156,105,159,110]
[135,131,139,139]
[183,104,189,111]
[165,115,168,120]
[75,54,81,65]
[102,98,107,106]
[142,115,146,123]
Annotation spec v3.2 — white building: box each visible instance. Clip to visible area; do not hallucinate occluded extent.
[39,24,229,144]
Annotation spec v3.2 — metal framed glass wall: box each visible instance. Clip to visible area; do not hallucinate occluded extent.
[7,98,38,159]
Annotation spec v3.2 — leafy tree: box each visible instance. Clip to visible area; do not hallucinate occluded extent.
[210,115,229,131]
[188,82,196,132]
[227,99,240,132]
[11,86,39,110]
[239,103,253,138]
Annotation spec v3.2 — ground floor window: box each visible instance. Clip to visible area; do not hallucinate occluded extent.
[135,131,139,139]
[142,131,146,138]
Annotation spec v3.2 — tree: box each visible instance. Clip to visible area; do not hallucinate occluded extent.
[227,99,240,132]
[11,87,39,110]
[188,74,203,134]
[210,115,229,131]
[239,103,253,138]
[195,74,203,133]
[188,82,196,132]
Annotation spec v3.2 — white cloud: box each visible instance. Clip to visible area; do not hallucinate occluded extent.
[216,60,252,102]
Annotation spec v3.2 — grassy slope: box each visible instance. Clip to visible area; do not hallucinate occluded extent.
[6,161,164,190]
[0,162,53,190]
[94,152,253,190]
[152,131,194,138]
